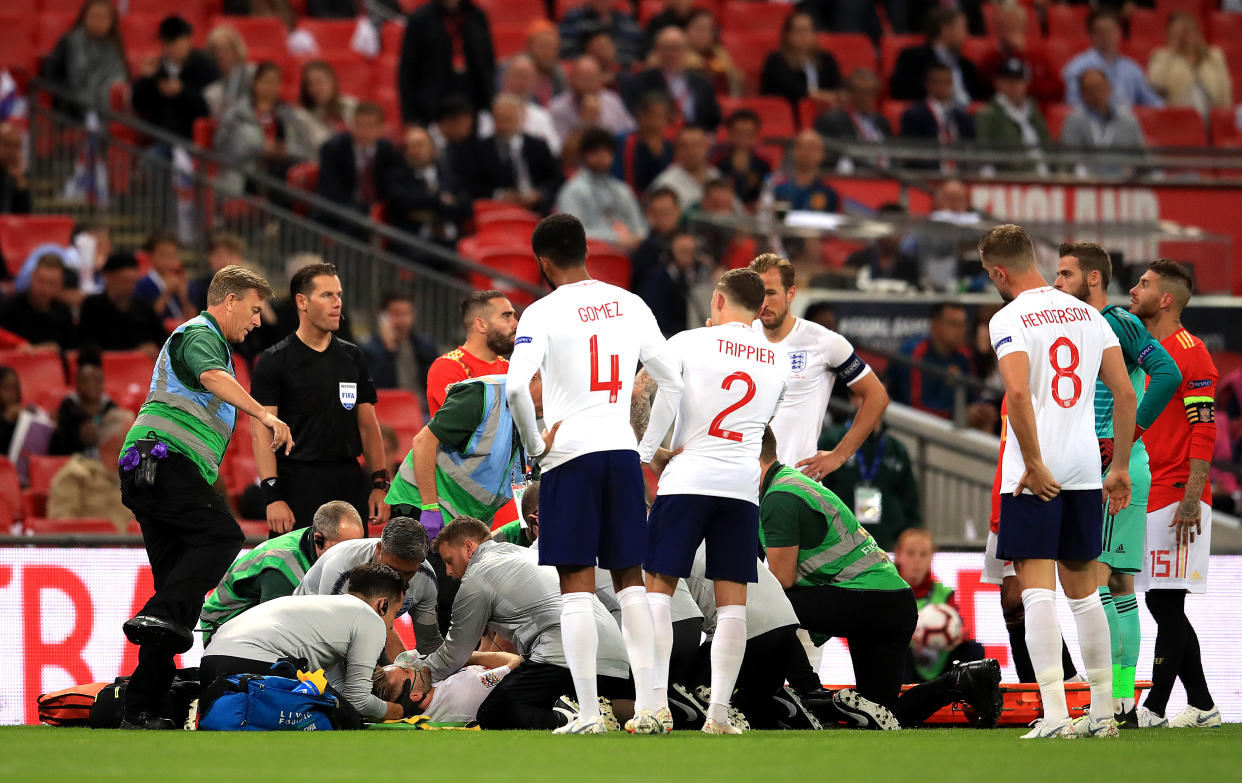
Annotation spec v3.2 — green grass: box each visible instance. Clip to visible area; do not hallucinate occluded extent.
[2,725,1239,783]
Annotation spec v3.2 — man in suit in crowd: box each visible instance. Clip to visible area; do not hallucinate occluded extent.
[889,8,987,104]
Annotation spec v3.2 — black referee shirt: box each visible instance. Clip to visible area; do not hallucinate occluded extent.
[250,333,379,463]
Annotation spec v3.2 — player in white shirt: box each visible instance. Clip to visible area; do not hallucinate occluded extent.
[374,650,522,724]
[747,253,888,478]
[979,225,1136,740]
[637,269,788,735]
[506,214,683,735]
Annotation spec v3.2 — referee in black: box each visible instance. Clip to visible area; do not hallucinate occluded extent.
[251,262,392,535]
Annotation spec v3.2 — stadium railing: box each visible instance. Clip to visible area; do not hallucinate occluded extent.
[25,79,546,349]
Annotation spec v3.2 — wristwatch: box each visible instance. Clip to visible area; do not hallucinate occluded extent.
[371,469,391,492]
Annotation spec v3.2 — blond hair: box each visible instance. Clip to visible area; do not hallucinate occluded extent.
[207,265,273,306]
[977,224,1035,270]
[205,25,247,64]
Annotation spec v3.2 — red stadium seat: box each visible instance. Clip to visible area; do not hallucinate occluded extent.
[102,351,156,412]
[374,388,425,433]
[1045,103,1074,141]
[34,13,74,52]
[37,0,82,14]
[308,53,373,99]
[493,26,530,60]
[299,19,358,54]
[381,21,405,55]
[1042,37,1084,77]
[0,348,66,404]
[478,0,547,26]
[24,455,72,519]
[816,33,875,76]
[25,517,120,535]
[1134,106,1207,147]
[720,96,796,137]
[1209,11,1242,44]
[476,209,541,238]
[1210,107,1242,147]
[587,251,633,290]
[239,520,270,539]
[0,457,21,525]
[457,234,523,260]
[719,30,776,94]
[1127,9,1165,42]
[880,100,909,136]
[880,34,922,88]
[960,37,991,69]
[121,14,165,50]
[225,450,258,498]
[720,1,789,36]
[0,215,73,276]
[1047,4,1090,40]
[210,16,288,56]
[470,249,545,308]
[1122,36,1159,65]
[0,13,40,73]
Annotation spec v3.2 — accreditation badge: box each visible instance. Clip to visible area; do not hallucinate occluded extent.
[339,382,358,410]
[855,485,882,526]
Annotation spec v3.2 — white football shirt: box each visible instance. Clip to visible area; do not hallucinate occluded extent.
[989,286,1119,492]
[507,279,681,471]
[639,322,787,503]
[754,317,872,465]
[426,664,511,723]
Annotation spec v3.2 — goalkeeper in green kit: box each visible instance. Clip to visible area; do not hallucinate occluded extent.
[1053,243,1181,727]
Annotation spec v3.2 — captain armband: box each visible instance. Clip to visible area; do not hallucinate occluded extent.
[1184,397,1214,425]
[832,352,868,385]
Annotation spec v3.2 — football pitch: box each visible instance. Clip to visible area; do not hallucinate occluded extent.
[2,725,1239,783]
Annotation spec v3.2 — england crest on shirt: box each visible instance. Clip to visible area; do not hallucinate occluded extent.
[789,350,808,375]
[339,382,357,410]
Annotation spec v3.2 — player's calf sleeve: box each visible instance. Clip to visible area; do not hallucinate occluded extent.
[617,586,657,713]
[1179,621,1215,711]
[709,605,747,725]
[561,592,601,720]
[1021,588,1069,723]
[1144,589,1188,716]
[647,592,673,710]
[1068,592,1113,723]
[1098,586,1121,663]
[1113,592,1140,701]
[1003,609,1037,683]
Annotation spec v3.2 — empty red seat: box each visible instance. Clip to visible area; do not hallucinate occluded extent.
[1122,36,1159,65]
[719,30,777,93]
[816,33,875,77]
[374,388,425,432]
[23,455,71,519]
[493,26,530,60]
[476,209,541,239]
[121,14,165,49]
[1210,107,1242,147]
[306,52,374,98]
[1127,9,1165,42]
[25,517,120,535]
[720,96,796,137]
[0,215,74,276]
[102,351,156,411]
[0,456,20,525]
[225,451,258,498]
[380,21,405,55]
[1045,103,1074,141]
[1209,11,1242,44]
[239,520,270,539]
[881,100,910,135]
[35,13,75,51]
[588,252,633,290]
[477,0,546,26]
[1048,4,1090,40]
[470,249,545,307]
[299,19,358,53]
[1134,106,1207,147]
[0,348,66,404]
[36,0,81,14]
[210,15,288,56]
[720,1,789,36]
[457,234,523,260]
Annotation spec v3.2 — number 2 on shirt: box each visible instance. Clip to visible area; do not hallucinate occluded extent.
[589,334,622,402]
[709,371,756,442]
[1049,336,1082,408]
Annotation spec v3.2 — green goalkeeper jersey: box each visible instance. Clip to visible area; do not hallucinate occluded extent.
[1093,304,1181,438]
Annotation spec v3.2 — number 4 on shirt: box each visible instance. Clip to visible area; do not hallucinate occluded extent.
[589,334,622,403]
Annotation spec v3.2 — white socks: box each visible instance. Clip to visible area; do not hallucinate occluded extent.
[708,605,747,725]
[617,585,658,714]
[647,591,673,712]
[561,592,601,720]
[1022,588,1069,723]
[1069,592,1114,724]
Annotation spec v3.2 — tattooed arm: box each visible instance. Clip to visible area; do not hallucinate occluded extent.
[631,368,657,440]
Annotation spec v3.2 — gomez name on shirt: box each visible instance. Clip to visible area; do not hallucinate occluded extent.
[578,301,624,322]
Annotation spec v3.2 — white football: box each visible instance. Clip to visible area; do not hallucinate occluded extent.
[912,603,964,652]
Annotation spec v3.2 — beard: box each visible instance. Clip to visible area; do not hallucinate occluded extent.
[1070,281,1091,302]
[487,326,515,356]
[759,306,787,329]
[1129,299,1157,322]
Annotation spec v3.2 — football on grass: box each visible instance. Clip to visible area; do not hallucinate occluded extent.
[912,603,964,652]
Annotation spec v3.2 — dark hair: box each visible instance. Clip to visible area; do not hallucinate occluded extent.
[531,214,588,269]
[74,0,128,75]
[77,344,103,369]
[760,425,777,463]
[157,14,193,43]
[438,94,475,121]
[1148,258,1195,296]
[144,229,179,253]
[1087,7,1120,33]
[686,8,717,37]
[208,232,245,256]
[803,300,835,323]
[102,251,139,273]
[33,252,65,274]
[579,127,616,155]
[290,262,339,302]
[1059,241,1112,289]
[925,7,962,41]
[299,60,345,121]
[1078,67,1109,91]
[460,289,506,329]
[704,177,733,193]
[779,8,814,52]
[381,292,413,311]
[925,62,953,80]
[342,563,404,603]
[432,516,491,551]
[716,268,765,312]
[579,28,613,53]
[930,301,966,321]
[354,100,385,123]
[726,108,760,129]
[977,224,1035,269]
[250,61,284,105]
[636,91,673,116]
[646,186,680,208]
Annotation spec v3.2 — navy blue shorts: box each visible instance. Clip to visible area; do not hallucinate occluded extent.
[644,494,760,583]
[997,489,1103,562]
[537,450,647,571]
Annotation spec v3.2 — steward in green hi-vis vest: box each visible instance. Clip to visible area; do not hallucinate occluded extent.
[199,527,318,645]
[758,464,907,591]
[386,375,526,526]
